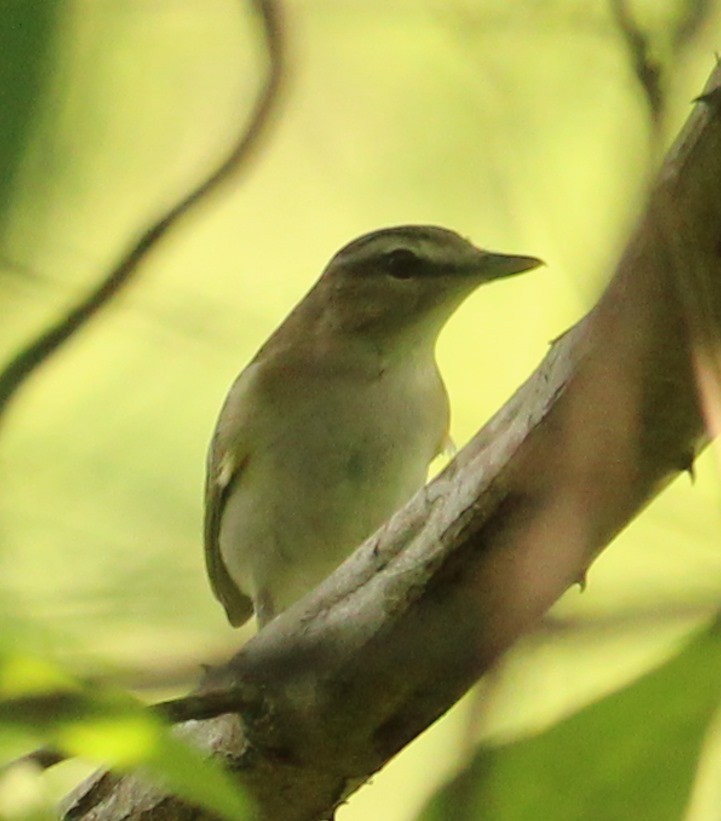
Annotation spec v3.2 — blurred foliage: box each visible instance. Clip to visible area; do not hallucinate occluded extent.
[417,620,721,821]
[0,648,252,820]
[0,0,61,245]
[0,0,720,819]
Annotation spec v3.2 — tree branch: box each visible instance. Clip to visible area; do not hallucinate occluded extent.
[63,61,721,821]
[0,0,285,422]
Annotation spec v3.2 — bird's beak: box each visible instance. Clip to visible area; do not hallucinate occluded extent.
[477,252,544,281]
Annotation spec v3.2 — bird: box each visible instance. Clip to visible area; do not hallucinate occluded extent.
[204,225,542,628]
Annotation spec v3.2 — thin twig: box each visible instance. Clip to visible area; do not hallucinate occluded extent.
[4,682,264,773]
[609,0,664,128]
[0,0,285,421]
[11,597,719,775]
[609,0,712,137]
[8,746,65,772]
[672,0,714,52]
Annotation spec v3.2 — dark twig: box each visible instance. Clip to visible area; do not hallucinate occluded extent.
[0,0,285,422]
[152,681,264,724]
[9,746,65,772]
[672,0,714,52]
[3,681,264,773]
[10,594,718,775]
[609,0,664,127]
[610,0,712,136]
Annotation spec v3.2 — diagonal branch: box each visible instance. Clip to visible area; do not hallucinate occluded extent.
[61,59,721,821]
[0,0,285,422]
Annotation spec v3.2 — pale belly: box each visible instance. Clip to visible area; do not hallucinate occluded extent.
[219,367,448,620]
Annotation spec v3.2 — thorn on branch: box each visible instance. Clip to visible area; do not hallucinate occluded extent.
[693,87,721,108]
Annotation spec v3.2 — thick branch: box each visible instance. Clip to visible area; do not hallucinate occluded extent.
[64,63,721,821]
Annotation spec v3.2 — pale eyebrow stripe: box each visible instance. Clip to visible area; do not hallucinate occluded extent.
[334,226,453,261]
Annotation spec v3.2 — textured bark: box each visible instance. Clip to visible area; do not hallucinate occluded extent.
[64,62,721,821]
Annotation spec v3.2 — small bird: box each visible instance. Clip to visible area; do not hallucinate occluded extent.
[204,225,541,628]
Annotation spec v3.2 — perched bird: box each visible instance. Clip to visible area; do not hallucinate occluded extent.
[204,225,541,627]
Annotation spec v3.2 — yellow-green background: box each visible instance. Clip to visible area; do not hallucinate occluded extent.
[1,1,721,818]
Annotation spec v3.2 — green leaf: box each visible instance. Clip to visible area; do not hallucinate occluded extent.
[0,0,61,239]
[418,620,721,821]
[58,712,254,821]
[0,651,253,821]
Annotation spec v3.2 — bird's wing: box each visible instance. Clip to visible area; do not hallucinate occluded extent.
[204,372,256,627]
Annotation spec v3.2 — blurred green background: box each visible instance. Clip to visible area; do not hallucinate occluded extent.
[1,0,721,818]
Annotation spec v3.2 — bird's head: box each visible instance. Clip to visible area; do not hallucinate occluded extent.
[311,225,542,350]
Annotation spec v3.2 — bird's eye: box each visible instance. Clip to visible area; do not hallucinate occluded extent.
[384,248,420,280]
